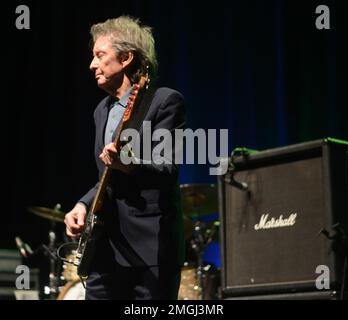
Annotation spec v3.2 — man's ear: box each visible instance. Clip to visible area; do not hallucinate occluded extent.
[121,52,134,68]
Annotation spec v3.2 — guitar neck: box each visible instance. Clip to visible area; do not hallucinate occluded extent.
[113,83,145,151]
[88,76,147,216]
[89,166,112,215]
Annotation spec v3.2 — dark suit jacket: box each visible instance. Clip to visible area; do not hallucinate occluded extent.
[79,87,186,268]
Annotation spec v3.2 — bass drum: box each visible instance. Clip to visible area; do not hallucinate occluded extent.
[57,280,86,300]
[178,265,201,300]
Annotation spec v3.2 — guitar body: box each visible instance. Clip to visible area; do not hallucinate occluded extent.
[74,208,104,278]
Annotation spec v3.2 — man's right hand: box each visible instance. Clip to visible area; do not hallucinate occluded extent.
[64,203,87,239]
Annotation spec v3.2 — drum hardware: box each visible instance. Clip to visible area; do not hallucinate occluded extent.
[27,202,66,296]
[25,186,221,300]
[28,204,66,223]
[192,221,206,299]
[178,263,200,300]
[56,244,86,300]
[57,279,85,300]
[25,203,82,299]
[45,220,60,299]
[180,184,218,218]
[15,236,34,258]
[183,215,194,240]
[30,204,83,284]
[15,230,60,299]
[180,184,221,300]
[56,242,81,282]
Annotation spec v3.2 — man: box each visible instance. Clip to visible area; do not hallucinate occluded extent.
[64,16,185,300]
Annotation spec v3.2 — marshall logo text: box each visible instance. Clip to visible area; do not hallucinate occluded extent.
[254,213,297,230]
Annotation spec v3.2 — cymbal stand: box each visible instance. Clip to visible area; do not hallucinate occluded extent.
[191,221,206,299]
[42,221,59,299]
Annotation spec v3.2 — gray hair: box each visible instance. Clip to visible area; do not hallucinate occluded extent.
[90,16,158,84]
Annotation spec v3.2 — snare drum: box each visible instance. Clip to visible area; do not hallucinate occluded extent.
[57,280,85,300]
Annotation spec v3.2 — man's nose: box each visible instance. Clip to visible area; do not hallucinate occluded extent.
[89,56,98,70]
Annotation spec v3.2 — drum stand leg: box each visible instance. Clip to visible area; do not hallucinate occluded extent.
[41,222,59,299]
[191,221,207,300]
[196,252,205,299]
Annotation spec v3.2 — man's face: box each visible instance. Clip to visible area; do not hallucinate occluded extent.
[90,35,123,91]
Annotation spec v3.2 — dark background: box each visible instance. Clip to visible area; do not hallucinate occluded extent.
[1,0,347,252]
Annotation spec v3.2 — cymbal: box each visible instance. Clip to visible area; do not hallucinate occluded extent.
[180,184,218,218]
[28,205,65,223]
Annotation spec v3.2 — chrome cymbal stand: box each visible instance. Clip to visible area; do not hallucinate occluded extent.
[41,221,59,299]
[190,221,206,300]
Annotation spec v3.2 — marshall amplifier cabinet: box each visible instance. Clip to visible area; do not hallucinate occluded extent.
[218,138,348,298]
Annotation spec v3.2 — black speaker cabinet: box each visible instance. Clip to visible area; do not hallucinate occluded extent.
[218,138,348,298]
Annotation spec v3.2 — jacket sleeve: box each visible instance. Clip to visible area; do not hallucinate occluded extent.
[78,182,100,209]
[114,90,186,182]
[113,91,186,181]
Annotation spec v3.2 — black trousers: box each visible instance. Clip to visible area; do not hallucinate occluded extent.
[85,263,181,300]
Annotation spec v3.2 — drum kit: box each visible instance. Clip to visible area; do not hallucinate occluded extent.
[22,204,84,300]
[18,183,221,300]
[178,184,221,300]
